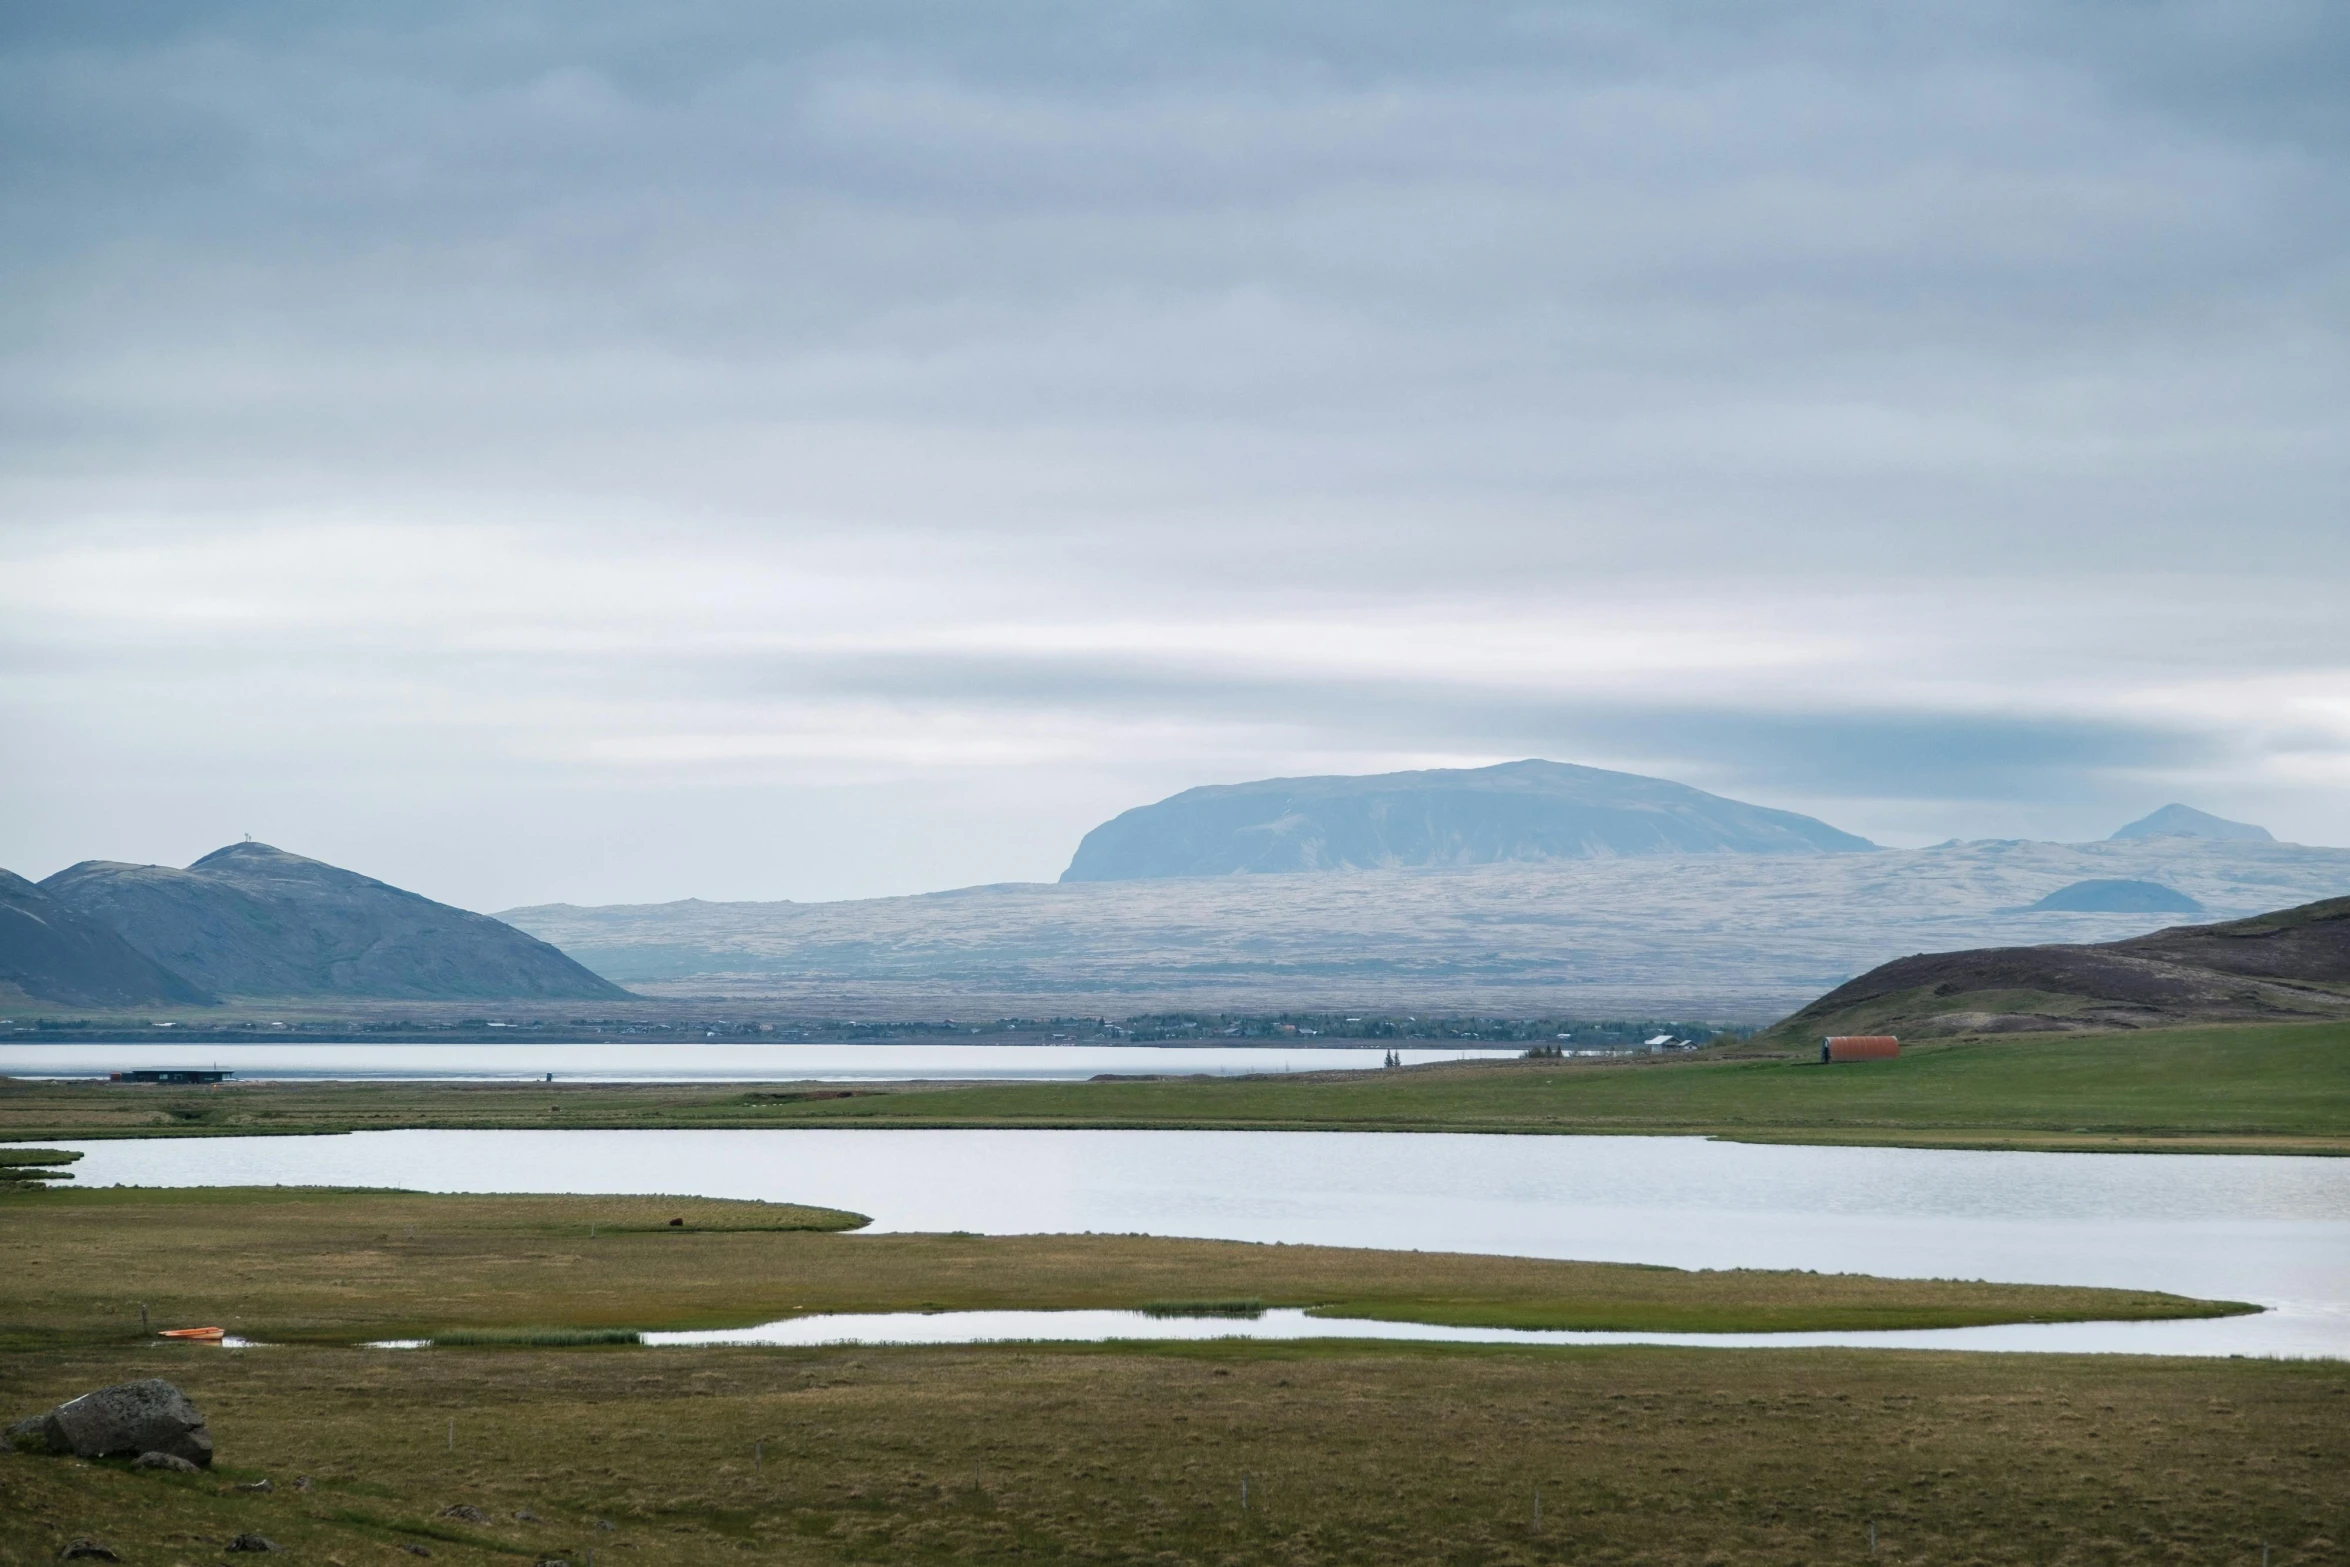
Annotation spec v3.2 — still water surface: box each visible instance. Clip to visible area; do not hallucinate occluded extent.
[54,1128,2350,1358]
[0,1042,1511,1081]
[636,1307,2314,1357]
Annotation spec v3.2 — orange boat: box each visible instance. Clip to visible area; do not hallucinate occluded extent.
[158,1326,226,1341]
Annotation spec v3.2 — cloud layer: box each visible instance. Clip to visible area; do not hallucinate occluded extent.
[3,1,2346,907]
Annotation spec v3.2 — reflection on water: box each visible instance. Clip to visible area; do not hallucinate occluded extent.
[641,1306,2343,1359]
[45,1127,2350,1360]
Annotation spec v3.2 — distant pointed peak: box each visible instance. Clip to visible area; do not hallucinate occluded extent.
[2107,804,2273,843]
[188,841,313,870]
[194,840,286,858]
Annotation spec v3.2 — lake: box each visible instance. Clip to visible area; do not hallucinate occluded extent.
[0,1041,1517,1082]
[49,1128,2350,1359]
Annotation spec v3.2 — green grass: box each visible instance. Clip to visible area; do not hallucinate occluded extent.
[0,1147,78,1185]
[4,1018,2344,1152]
[0,1186,2246,1345]
[429,1327,641,1347]
[745,1018,2350,1150]
[3,1339,2345,1566]
[1140,1298,1266,1318]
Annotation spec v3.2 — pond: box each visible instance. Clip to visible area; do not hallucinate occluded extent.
[49,1128,2350,1358]
[0,1041,1516,1082]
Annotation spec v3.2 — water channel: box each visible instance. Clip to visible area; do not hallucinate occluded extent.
[46,1127,2350,1359]
[0,1041,1515,1081]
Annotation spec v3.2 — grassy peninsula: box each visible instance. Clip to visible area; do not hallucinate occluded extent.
[6,1017,2345,1152]
[0,1187,2245,1345]
[0,1184,2324,1566]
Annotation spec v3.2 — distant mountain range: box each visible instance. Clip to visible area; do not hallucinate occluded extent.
[497,765,2336,1020]
[2,843,628,1007]
[4,766,2322,1021]
[506,835,2350,1023]
[1774,894,2350,1040]
[1061,759,1875,881]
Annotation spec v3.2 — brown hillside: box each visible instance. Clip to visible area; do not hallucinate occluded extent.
[1770,895,2350,1040]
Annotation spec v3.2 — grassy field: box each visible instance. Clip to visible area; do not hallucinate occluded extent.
[6,1018,2346,1152]
[4,1338,2344,1566]
[0,1187,2244,1346]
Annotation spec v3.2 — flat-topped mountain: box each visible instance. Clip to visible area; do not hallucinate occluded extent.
[1773,894,2350,1039]
[0,869,216,1008]
[1060,759,1875,881]
[2109,804,2273,843]
[38,842,629,1002]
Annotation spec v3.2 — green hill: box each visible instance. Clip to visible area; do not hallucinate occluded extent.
[38,842,629,1002]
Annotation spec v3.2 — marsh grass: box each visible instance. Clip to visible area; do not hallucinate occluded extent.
[1139,1298,1265,1318]
[0,1186,2247,1346]
[1,1338,2343,1566]
[0,1147,78,1184]
[429,1328,640,1347]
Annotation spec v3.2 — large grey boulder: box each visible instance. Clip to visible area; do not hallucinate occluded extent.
[7,1379,212,1466]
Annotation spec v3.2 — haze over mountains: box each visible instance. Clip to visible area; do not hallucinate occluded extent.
[2,843,627,1006]
[502,762,2350,1020]
[1061,760,1874,881]
[508,840,2350,1023]
[7,762,2338,1022]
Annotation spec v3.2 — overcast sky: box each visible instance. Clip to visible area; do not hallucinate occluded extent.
[3,1,2346,910]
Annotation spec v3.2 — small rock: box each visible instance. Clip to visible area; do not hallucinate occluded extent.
[667,1217,683,1227]
[56,1541,120,1562]
[10,1379,212,1467]
[592,1518,615,1531]
[293,1474,312,1492]
[224,1535,279,1553]
[513,1508,541,1521]
[134,1449,201,1472]
[237,1477,273,1492]
[401,1547,431,1558]
[437,1503,491,1524]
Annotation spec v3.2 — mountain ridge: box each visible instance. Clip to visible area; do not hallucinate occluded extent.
[0,869,217,1009]
[36,842,629,1003]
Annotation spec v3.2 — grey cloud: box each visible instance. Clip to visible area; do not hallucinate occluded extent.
[3,2,2347,900]
[699,646,2233,802]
